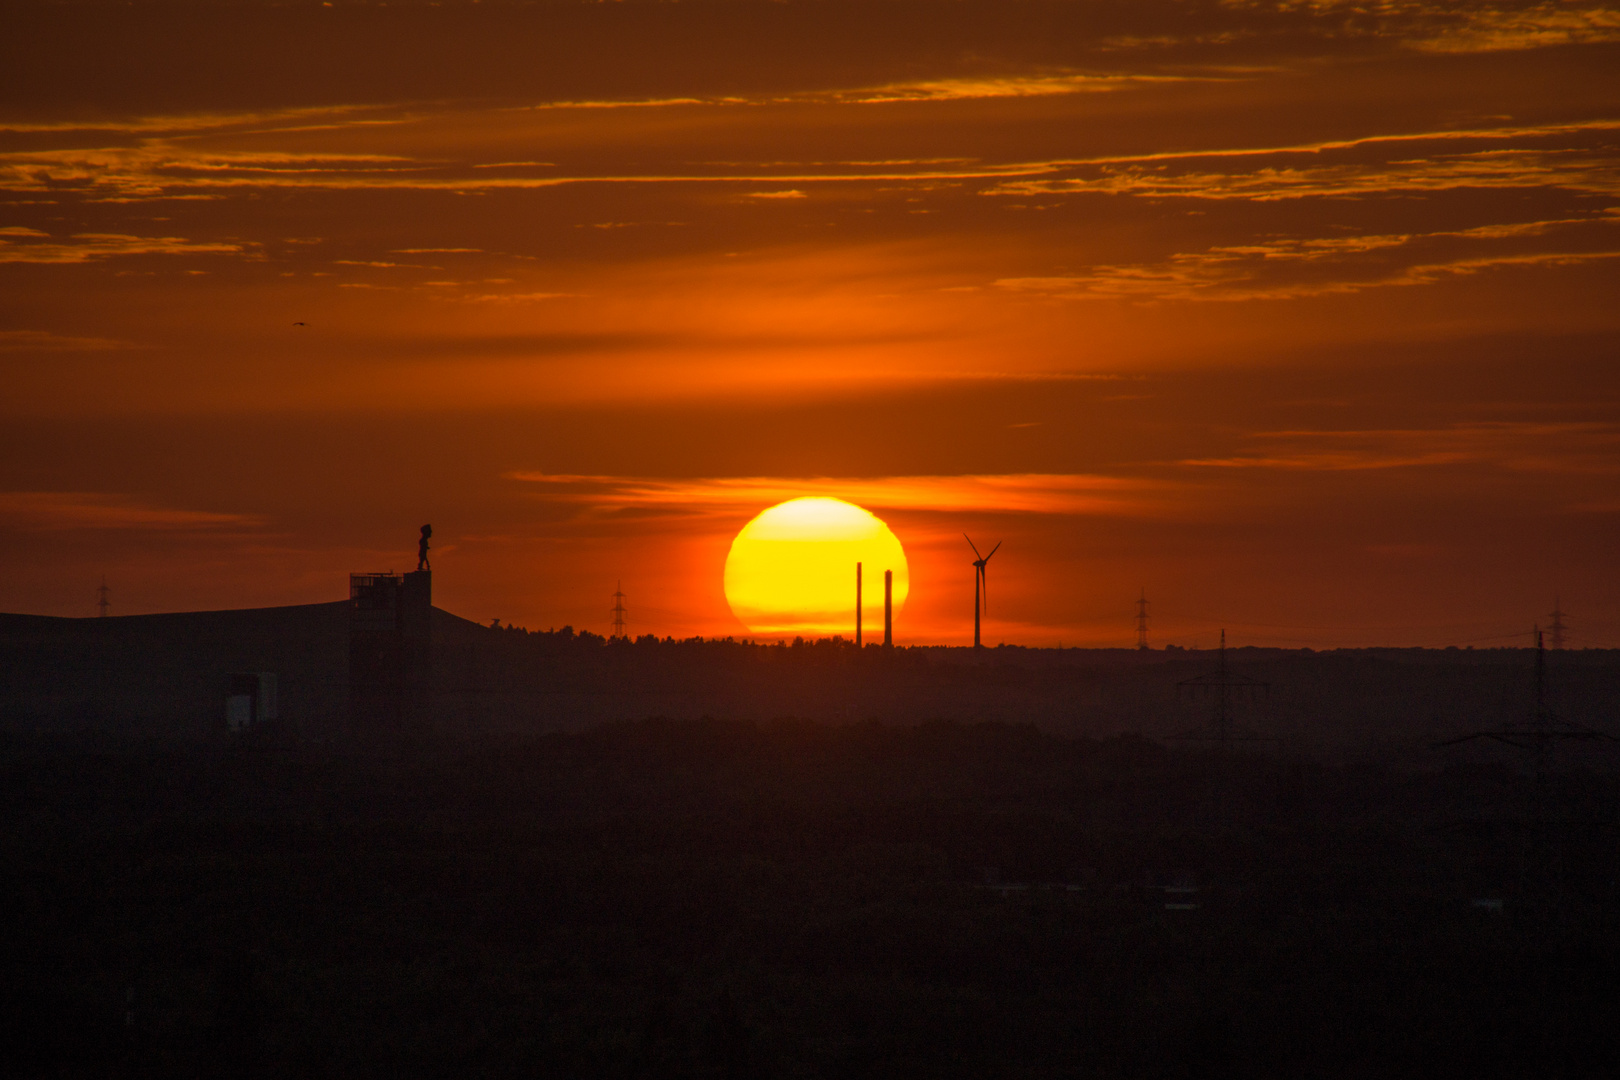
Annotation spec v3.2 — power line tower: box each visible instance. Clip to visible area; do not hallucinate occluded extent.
[1168,630,1275,824]
[1547,598,1568,649]
[97,577,110,618]
[1135,588,1150,650]
[611,582,627,640]
[1434,630,1615,901]
[1171,630,1271,753]
[1437,629,1612,817]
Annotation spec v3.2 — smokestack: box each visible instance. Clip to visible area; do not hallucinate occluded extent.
[884,569,893,648]
[856,562,863,647]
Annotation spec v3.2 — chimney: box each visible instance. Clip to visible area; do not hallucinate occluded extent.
[884,569,893,648]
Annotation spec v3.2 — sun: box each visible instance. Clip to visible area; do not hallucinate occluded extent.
[724,497,909,637]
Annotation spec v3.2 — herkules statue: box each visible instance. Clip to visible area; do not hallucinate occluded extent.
[417,524,432,572]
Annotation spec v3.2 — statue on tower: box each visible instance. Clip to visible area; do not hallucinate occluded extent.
[417,524,432,572]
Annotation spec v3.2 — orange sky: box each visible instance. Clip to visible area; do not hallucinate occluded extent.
[3,1,1618,647]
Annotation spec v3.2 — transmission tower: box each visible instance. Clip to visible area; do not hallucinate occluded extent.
[1434,630,1615,898]
[1170,630,1271,753]
[1135,588,1150,650]
[1167,630,1276,825]
[1547,598,1568,649]
[1437,630,1611,810]
[610,582,627,640]
[97,577,110,618]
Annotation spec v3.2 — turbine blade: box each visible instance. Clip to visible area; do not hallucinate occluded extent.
[964,533,983,560]
[985,540,1002,562]
[980,566,988,616]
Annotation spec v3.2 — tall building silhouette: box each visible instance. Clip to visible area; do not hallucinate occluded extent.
[348,568,432,734]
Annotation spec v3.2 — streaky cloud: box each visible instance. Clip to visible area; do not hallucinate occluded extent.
[504,473,1160,518]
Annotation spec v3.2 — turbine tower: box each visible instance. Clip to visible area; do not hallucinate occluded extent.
[965,534,1002,649]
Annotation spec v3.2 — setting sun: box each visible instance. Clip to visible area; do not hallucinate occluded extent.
[723,497,909,637]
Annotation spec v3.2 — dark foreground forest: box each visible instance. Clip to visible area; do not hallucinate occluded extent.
[4,719,1619,1079]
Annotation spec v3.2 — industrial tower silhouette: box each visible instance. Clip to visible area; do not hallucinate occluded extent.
[855,562,862,647]
[611,583,627,640]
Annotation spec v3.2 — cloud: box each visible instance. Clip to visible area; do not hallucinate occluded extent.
[0,330,131,352]
[505,473,1156,518]
[989,148,1620,202]
[1179,423,1620,473]
[994,215,1620,301]
[0,144,1051,201]
[0,492,261,531]
[838,72,1198,104]
[1081,2,1620,56]
[0,103,412,136]
[6,111,1612,214]
[458,291,580,303]
[1407,5,1620,53]
[0,232,243,264]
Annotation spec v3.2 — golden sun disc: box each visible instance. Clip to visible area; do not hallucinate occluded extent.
[724,497,909,637]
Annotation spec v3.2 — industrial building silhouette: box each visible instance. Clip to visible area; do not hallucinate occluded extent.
[0,565,486,739]
[3,566,1618,756]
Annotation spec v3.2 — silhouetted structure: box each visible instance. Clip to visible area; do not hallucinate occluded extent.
[1547,598,1568,649]
[883,570,893,648]
[855,562,863,648]
[611,582,627,640]
[97,577,109,618]
[416,524,432,572]
[1135,588,1150,650]
[1436,630,1613,822]
[1171,630,1272,753]
[965,535,1001,649]
[225,672,277,731]
[348,569,432,734]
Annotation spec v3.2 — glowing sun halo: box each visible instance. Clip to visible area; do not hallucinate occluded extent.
[724,497,909,637]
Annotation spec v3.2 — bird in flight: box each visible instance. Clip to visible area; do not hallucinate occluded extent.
[293,321,306,326]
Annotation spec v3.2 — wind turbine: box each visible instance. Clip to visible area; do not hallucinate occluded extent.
[965,534,1001,648]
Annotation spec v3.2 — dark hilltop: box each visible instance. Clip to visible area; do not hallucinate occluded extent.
[4,574,1620,1078]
